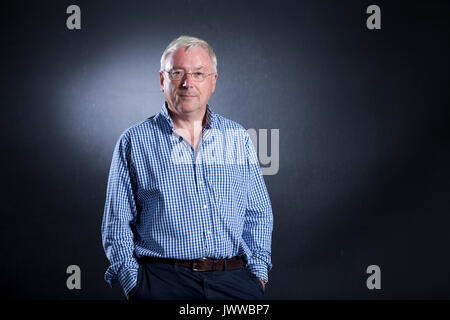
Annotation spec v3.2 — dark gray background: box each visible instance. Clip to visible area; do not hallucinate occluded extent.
[1,0,449,299]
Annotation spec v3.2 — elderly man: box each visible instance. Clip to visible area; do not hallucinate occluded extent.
[101,35,273,300]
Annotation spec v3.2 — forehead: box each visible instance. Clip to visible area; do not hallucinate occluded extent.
[166,46,212,70]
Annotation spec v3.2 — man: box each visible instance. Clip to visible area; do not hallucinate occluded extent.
[101,35,273,300]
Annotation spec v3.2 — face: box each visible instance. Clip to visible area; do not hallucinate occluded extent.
[160,46,218,117]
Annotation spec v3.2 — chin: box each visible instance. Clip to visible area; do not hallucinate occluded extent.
[179,101,201,113]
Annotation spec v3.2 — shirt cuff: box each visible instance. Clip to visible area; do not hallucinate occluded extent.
[245,261,269,284]
[118,267,138,296]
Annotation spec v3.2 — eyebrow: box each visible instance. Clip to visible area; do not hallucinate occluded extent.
[172,66,206,71]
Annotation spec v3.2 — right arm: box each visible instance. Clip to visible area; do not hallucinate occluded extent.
[101,133,139,297]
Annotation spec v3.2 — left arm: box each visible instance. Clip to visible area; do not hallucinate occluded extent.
[242,133,274,284]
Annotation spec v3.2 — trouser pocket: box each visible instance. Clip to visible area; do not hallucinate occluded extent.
[244,269,265,295]
[128,263,144,298]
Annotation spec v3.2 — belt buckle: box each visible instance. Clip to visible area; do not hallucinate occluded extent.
[192,257,209,272]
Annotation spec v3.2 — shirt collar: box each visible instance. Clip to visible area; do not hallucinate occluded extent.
[159,102,217,131]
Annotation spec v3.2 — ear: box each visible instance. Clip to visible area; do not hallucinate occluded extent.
[211,73,218,93]
[159,71,165,92]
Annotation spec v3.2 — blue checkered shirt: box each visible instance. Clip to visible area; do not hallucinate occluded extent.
[101,103,273,296]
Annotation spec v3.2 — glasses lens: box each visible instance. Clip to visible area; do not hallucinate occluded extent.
[193,72,204,80]
[169,70,184,80]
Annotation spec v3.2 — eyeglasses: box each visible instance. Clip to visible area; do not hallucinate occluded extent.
[164,69,215,82]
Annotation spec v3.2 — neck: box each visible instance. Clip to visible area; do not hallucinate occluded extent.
[167,104,207,131]
[166,103,207,151]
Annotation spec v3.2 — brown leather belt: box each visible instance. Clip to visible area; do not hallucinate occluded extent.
[139,256,244,271]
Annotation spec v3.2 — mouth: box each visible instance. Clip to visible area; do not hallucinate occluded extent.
[179,95,197,98]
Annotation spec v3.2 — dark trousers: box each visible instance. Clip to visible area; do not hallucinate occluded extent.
[128,259,265,300]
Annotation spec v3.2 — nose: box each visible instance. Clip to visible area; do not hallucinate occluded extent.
[181,73,194,87]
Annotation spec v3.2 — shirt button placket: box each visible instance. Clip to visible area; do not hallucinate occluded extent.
[204,204,212,255]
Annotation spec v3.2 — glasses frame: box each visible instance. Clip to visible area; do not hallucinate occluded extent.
[164,69,216,82]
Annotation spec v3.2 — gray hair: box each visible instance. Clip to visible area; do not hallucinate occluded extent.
[160,35,217,73]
